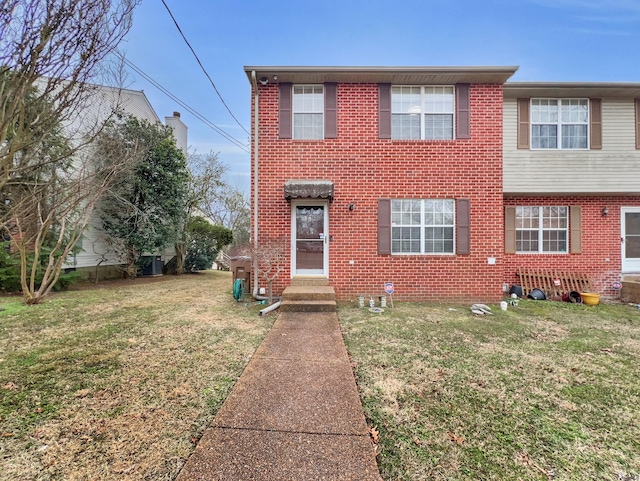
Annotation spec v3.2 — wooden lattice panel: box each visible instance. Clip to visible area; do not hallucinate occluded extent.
[516,268,592,298]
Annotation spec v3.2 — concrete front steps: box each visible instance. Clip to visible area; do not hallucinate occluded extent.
[281,278,337,312]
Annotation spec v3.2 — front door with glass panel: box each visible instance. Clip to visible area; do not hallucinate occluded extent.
[292,203,328,276]
[622,208,640,272]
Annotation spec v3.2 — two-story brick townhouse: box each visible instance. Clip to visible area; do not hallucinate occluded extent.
[502,82,640,299]
[245,66,519,302]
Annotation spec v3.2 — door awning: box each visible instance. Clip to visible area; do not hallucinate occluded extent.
[284,179,334,202]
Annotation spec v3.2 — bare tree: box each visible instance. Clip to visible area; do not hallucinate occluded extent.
[2,123,142,303]
[210,184,250,248]
[0,0,140,303]
[253,236,288,304]
[190,151,250,249]
[172,150,227,275]
[0,0,139,189]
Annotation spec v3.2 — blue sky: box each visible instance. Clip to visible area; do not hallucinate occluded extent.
[122,0,640,190]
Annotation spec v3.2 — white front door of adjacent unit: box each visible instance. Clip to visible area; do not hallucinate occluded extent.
[621,207,640,272]
[292,202,328,276]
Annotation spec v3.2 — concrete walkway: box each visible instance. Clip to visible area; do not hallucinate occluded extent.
[176,310,382,480]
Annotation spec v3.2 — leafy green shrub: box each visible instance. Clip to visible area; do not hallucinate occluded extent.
[0,242,80,292]
[184,217,233,272]
[0,242,22,291]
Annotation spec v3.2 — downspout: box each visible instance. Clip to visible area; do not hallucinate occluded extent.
[250,71,261,299]
[259,300,282,316]
[250,71,279,303]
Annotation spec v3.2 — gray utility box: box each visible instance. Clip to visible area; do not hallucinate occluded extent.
[141,255,163,276]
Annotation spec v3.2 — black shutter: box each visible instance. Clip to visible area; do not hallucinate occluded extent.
[590,99,602,150]
[378,199,391,255]
[279,83,292,139]
[379,84,391,139]
[505,206,516,254]
[636,99,640,150]
[324,83,337,139]
[456,199,470,254]
[570,206,582,254]
[456,84,470,139]
[517,98,530,149]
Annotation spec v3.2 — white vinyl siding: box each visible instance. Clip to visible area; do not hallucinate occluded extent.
[504,98,640,194]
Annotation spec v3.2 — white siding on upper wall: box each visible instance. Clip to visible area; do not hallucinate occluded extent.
[504,98,640,194]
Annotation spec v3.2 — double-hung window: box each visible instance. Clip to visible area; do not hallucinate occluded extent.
[391,199,455,254]
[391,86,455,140]
[531,99,589,149]
[516,206,568,253]
[293,85,324,139]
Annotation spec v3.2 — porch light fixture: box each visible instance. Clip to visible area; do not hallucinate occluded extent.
[602,207,609,217]
[348,203,355,211]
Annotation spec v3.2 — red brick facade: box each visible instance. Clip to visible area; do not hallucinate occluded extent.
[503,196,640,299]
[248,69,639,302]
[252,82,508,302]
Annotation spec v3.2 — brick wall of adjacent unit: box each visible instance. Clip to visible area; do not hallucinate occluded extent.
[252,83,506,302]
[503,196,640,299]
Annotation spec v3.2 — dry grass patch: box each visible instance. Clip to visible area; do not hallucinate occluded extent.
[0,271,272,480]
[341,300,640,481]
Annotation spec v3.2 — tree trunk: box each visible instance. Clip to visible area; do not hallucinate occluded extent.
[174,242,186,275]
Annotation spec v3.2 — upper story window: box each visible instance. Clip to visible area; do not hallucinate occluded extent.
[391,199,455,254]
[293,85,324,140]
[531,99,589,149]
[279,83,336,140]
[516,206,568,253]
[391,86,455,140]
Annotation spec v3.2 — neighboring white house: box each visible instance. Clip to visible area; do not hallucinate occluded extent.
[62,85,188,279]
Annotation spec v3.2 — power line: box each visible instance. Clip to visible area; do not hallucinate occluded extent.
[160,0,250,137]
[122,57,250,153]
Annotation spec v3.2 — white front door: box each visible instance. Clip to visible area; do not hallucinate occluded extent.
[291,202,329,277]
[621,207,640,272]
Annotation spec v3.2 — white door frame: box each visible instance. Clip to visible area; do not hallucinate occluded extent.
[621,206,640,272]
[291,200,329,278]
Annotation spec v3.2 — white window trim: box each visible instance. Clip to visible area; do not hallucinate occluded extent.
[391,199,456,255]
[530,98,590,150]
[391,85,456,140]
[292,84,324,140]
[515,206,569,254]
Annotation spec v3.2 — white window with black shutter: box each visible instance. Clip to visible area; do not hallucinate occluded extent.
[505,205,582,254]
[391,86,455,140]
[279,83,337,140]
[378,198,471,256]
[517,98,602,150]
[379,84,470,140]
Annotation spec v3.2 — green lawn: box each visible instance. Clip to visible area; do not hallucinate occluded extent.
[340,300,640,481]
[0,271,272,480]
[2,275,639,480]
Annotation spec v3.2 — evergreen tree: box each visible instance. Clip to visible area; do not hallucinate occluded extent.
[99,116,189,277]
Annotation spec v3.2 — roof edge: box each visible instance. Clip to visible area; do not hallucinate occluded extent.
[504,81,640,98]
[244,66,519,85]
